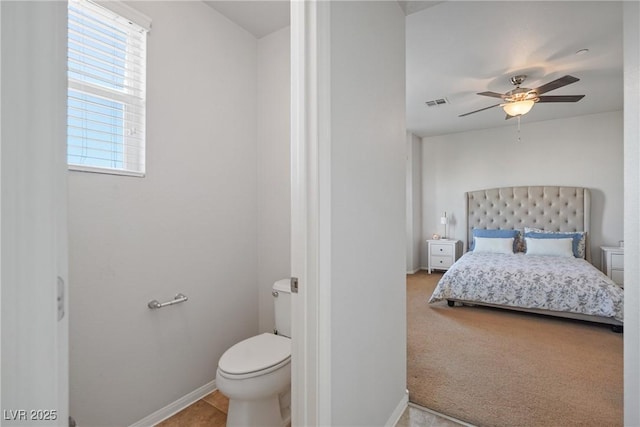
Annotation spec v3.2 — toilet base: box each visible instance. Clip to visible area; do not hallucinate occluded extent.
[279,389,291,426]
[226,394,286,427]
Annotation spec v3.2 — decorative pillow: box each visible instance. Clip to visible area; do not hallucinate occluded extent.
[524,227,586,258]
[473,237,515,254]
[470,228,521,252]
[525,237,574,257]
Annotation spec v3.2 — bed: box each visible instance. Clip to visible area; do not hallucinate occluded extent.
[428,186,624,331]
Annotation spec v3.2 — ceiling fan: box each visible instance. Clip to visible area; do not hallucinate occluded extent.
[459,75,585,119]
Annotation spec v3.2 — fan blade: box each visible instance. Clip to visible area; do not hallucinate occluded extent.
[534,75,579,95]
[459,104,501,117]
[477,91,507,99]
[537,95,585,103]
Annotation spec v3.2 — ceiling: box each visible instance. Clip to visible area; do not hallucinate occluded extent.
[202,1,443,38]
[203,1,623,138]
[203,1,290,39]
[407,1,623,137]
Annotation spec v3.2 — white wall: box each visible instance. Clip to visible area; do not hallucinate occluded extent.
[257,26,291,334]
[68,3,259,426]
[420,110,623,269]
[329,2,407,425]
[406,132,422,273]
[623,1,640,423]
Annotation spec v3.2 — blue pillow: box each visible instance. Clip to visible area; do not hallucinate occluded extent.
[470,228,520,252]
[523,231,582,258]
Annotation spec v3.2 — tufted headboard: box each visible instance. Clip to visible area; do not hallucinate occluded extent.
[466,186,591,262]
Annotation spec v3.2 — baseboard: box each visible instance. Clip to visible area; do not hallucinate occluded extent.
[129,379,217,427]
[406,268,420,274]
[385,389,409,427]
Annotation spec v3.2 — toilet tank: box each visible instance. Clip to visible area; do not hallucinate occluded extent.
[272,279,292,338]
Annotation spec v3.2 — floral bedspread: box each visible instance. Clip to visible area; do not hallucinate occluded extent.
[429,252,624,322]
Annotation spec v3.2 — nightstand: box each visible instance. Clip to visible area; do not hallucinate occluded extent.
[427,239,462,274]
[601,246,624,287]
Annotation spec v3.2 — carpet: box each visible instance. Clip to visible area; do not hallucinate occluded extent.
[407,271,623,427]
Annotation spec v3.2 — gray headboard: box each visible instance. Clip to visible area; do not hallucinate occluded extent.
[466,186,591,261]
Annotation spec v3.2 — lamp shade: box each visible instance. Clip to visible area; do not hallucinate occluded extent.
[502,100,535,117]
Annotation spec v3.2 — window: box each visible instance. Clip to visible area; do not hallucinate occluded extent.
[67,0,149,176]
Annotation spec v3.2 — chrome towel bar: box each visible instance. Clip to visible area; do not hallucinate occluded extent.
[148,293,188,309]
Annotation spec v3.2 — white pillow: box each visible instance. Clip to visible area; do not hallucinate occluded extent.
[473,237,514,254]
[525,237,574,257]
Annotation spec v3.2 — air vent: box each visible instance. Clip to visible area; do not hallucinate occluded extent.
[425,98,449,107]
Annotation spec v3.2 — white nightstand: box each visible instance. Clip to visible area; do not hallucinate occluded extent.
[427,239,463,274]
[601,246,624,287]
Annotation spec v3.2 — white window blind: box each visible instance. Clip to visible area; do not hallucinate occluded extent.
[67,0,148,176]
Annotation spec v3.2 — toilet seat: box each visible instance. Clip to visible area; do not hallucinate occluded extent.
[218,333,291,380]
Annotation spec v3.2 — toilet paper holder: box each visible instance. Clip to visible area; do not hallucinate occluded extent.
[148,293,188,309]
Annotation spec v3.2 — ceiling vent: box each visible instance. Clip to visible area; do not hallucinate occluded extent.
[425,98,449,107]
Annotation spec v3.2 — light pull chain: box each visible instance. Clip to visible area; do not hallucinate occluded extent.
[517,115,522,143]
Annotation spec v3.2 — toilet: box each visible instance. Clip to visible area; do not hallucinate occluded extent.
[216,279,292,427]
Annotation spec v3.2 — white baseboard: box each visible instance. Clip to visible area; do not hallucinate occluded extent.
[129,379,217,427]
[385,389,409,427]
[406,268,420,274]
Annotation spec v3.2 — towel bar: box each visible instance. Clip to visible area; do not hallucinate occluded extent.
[148,293,188,309]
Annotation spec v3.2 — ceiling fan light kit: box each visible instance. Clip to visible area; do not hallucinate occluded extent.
[502,99,535,117]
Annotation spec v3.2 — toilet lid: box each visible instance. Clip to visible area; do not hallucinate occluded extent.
[219,333,291,376]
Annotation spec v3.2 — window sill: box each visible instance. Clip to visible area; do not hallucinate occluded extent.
[68,164,145,178]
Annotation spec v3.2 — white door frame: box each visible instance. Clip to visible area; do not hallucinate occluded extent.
[0,2,69,424]
[290,1,332,425]
[624,2,640,425]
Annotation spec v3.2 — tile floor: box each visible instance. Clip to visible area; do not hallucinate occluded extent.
[156,391,228,427]
[397,404,472,427]
[156,391,470,427]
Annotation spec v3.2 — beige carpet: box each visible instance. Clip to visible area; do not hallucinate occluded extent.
[407,271,623,427]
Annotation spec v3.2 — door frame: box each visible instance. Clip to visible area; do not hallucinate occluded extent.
[290,1,332,425]
[0,1,69,423]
